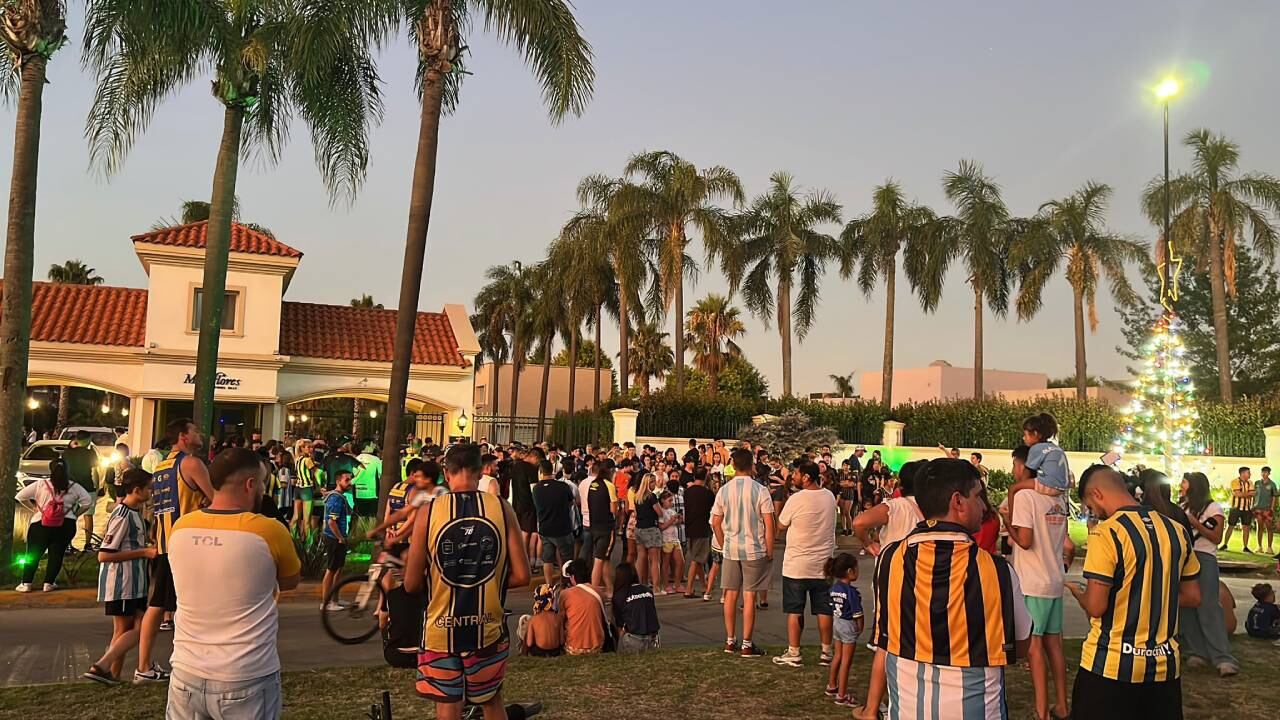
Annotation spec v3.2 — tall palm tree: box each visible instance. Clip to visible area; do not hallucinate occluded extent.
[151,198,276,238]
[45,260,105,428]
[683,294,745,396]
[1141,130,1280,401]
[614,151,743,392]
[381,0,592,491]
[829,373,854,398]
[729,172,842,397]
[627,321,674,396]
[473,262,535,440]
[84,0,395,437]
[1012,182,1147,399]
[841,181,937,407]
[1,0,68,579]
[523,262,560,440]
[351,294,383,309]
[924,161,1015,399]
[557,203,621,410]
[572,175,648,397]
[546,234,598,438]
[47,260,105,286]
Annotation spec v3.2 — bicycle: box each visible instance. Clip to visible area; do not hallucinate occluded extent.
[321,550,403,644]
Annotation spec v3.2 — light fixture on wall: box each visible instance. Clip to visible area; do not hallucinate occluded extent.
[300,414,309,422]
[100,403,110,414]
[288,414,297,423]
[121,408,129,417]
[368,409,378,419]
[27,398,39,410]
[456,410,468,432]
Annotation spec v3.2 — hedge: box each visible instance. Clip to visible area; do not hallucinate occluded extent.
[616,392,1278,456]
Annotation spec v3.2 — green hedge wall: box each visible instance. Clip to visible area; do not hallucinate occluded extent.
[616,392,1277,456]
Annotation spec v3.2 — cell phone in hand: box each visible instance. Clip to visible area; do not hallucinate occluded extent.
[1100,450,1121,467]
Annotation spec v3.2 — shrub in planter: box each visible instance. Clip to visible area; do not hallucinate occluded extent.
[739,411,841,460]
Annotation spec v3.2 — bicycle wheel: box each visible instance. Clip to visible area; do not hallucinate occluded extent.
[320,575,384,645]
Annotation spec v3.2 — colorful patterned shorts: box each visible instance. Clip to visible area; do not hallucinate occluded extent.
[416,641,509,705]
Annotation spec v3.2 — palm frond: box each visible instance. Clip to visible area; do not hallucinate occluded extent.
[472,0,594,121]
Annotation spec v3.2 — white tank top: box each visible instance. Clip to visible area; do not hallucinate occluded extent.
[882,496,923,547]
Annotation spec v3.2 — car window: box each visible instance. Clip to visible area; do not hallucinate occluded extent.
[23,446,65,461]
[90,432,117,447]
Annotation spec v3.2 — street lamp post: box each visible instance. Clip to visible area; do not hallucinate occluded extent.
[1155,78,1180,301]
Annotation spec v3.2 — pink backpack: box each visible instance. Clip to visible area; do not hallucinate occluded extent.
[40,480,67,527]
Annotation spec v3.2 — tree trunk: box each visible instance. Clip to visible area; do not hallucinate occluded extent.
[779,277,793,397]
[536,334,552,440]
[56,385,69,429]
[593,304,602,409]
[672,259,684,393]
[352,397,364,439]
[1206,216,1233,401]
[1072,283,1088,401]
[617,264,629,396]
[379,66,446,513]
[490,359,501,439]
[192,105,246,440]
[0,57,49,579]
[567,326,579,444]
[708,318,720,398]
[881,262,896,408]
[508,332,522,443]
[973,283,984,399]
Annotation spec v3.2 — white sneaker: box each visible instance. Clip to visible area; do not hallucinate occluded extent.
[14,583,32,593]
[323,602,344,612]
[772,649,802,667]
[42,583,57,592]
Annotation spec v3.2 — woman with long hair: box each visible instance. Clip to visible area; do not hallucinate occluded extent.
[272,447,297,527]
[632,473,664,587]
[14,458,93,592]
[1179,471,1239,675]
[1138,469,1190,531]
[292,438,316,540]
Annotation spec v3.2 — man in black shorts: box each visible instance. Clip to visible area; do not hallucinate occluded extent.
[320,471,354,611]
[587,465,620,594]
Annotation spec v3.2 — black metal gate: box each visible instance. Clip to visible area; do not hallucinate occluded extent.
[410,412,447,446]
[472,415,545,445]
[285,409,446,448]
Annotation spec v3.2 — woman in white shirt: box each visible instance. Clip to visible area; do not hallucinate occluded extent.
[1180,471,1239,676]
[14,458,93,592]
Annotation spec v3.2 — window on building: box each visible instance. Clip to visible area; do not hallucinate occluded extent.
[475,385,487,406]
[191,288,240,332]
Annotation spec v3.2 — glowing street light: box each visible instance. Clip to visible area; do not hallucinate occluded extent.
[368,409,378,419]
[121,408,129,417]
[100,403,111,414]
[1154,77,1180,100]
[26,398,39,410]
[288,414,297,423]
[300,414,309,422]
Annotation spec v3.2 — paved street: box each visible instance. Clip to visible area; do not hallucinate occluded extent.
[1,540,1265,688]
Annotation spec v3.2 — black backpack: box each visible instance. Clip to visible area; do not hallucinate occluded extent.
[382,585,426,668]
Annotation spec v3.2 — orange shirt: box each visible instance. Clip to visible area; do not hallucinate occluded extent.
[614,471,632,510]
[559,585,605,653]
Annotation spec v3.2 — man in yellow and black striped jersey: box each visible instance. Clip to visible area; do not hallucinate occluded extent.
[862,458,1032,720]
[1068,465,1202,719]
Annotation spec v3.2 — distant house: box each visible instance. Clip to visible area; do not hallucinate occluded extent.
[860,360,1130,406]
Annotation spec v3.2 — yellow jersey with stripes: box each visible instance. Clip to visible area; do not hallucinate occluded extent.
[295,456,318,489]
[873,520,1019,668]
[1079,506,1200,682]
[150,451,206,555]
[1229,477,1253,512]
[422,490,511,654]
[386,481,413,534]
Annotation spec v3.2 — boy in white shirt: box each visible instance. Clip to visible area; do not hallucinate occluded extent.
[1003,444,1070,720]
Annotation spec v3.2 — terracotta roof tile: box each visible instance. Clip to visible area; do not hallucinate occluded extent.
[131,221,303,259]
[8,282,148,347]
[279,302,466,367]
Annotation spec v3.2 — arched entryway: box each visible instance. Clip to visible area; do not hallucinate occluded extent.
[280,389,457,448]
[25,379,133,441]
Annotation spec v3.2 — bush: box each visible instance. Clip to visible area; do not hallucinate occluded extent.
[739,411,841,460]
[612,390,756,440]
[551,410,613,448]
[765,397,890,444]
[898,397,1119,452]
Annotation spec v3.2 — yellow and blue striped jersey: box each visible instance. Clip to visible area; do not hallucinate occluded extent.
[422,491,510,654]
[150,451,206,555]
[1079,506,1200,682]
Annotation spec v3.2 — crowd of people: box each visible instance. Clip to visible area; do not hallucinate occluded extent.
[13,409,1280,719]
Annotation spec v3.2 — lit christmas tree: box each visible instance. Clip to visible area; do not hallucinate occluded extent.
[1112,313,1205,476]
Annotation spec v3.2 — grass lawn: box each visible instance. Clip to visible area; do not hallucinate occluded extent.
[1068,519,1277,573]
[1,638,1274,720]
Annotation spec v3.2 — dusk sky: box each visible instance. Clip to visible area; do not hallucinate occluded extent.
[3,1,1277,396]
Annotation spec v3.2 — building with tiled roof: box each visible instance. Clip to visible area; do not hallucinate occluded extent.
[24,224,479,452]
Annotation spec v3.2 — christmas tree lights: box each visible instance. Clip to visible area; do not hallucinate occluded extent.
[1112,312,1205,477]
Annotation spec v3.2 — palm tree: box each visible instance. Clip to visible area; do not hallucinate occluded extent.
[729,172,842,397]
[351,294,383,309]
[83,0,394,437]
[684,294,745,396]
[829,373,854,398]
[1141,130,1280,401]
[614,151,744,392]
[152,198,276,238]
[381,0,592,491]
[572,175,649,397]
[47,260,105,286]
[627,321,675,396]
[473,262,535,440]
[1012,182,1147,399]
[45,260,104,428]
[924,161,1015,399]
[0,0,68,579]
[557,200,622,411]
[841,181,937,407]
